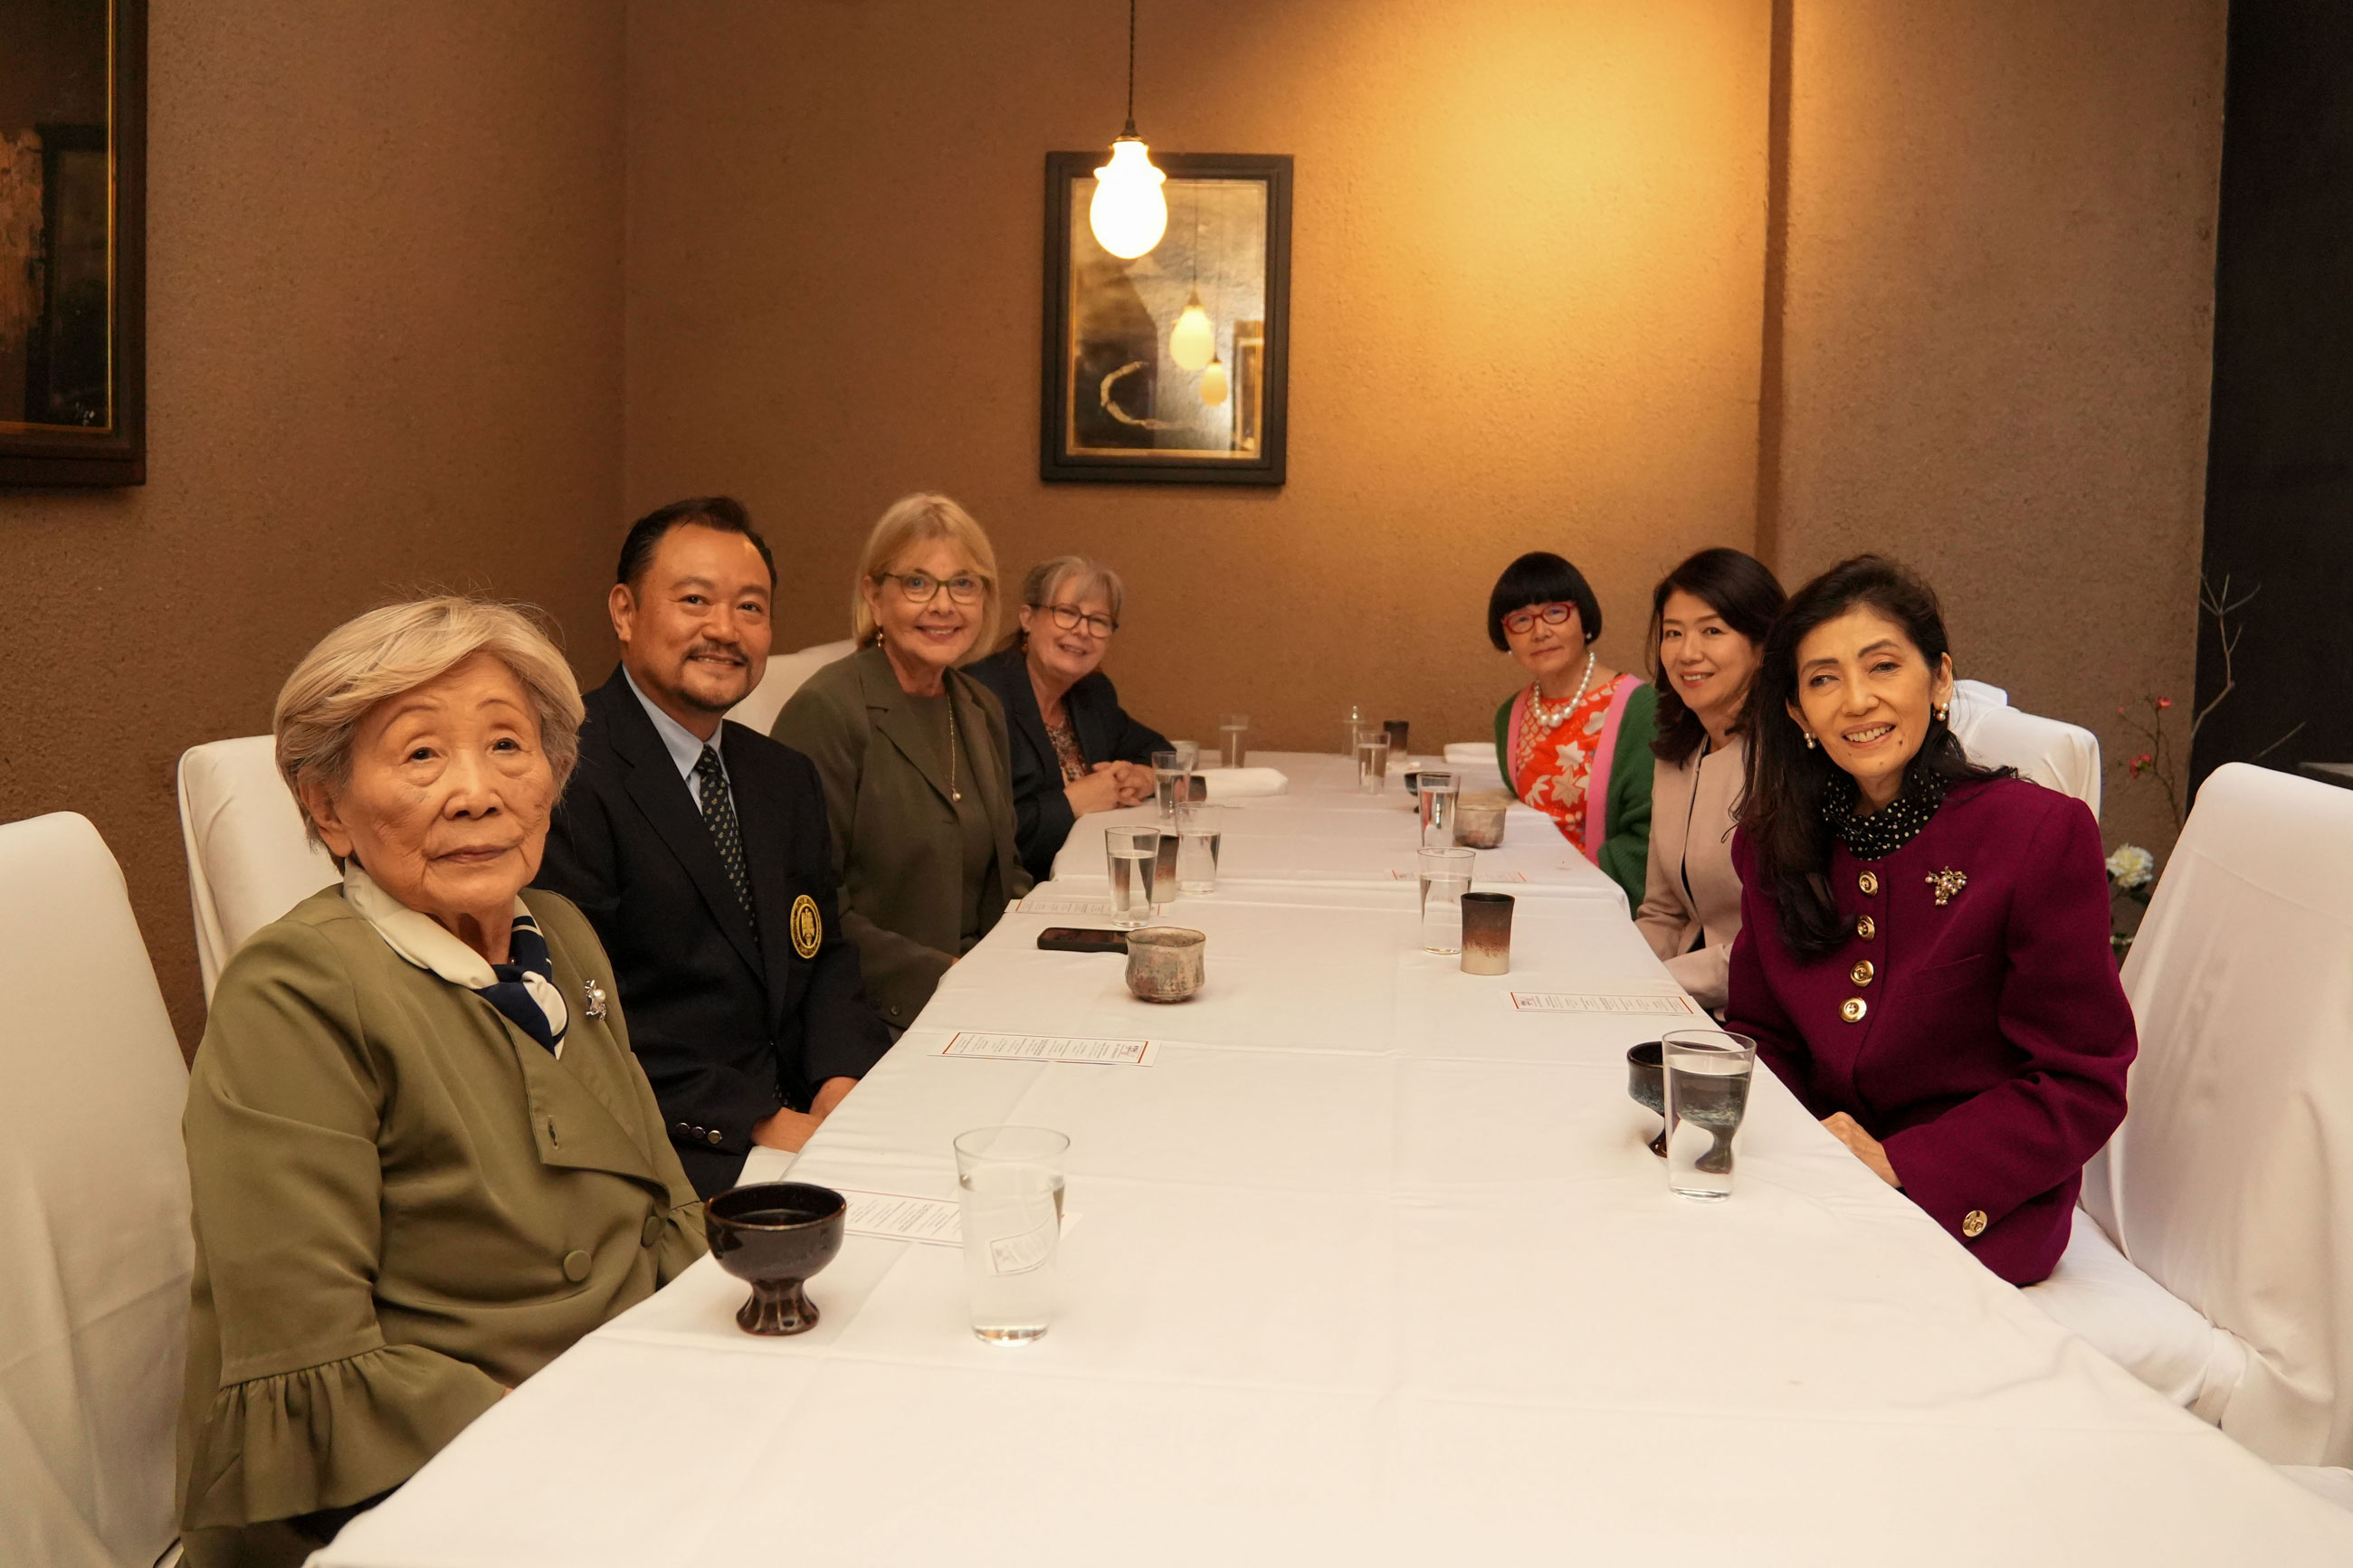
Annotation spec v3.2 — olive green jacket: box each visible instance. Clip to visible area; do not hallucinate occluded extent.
[770,642,1034,1027]
[178,886,704,1548]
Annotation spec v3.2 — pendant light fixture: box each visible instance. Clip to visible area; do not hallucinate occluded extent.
[1197,183,1228,406]
[1089,0,1167,260]
[1169,187,1215,369]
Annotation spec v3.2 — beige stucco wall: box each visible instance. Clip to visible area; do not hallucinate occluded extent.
[624,0,1772,755]
[1772,0,2229,856]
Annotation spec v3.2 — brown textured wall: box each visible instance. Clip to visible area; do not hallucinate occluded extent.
[0,1,627,1050]
[1772,1,2228,856]
[624,0,1772,757]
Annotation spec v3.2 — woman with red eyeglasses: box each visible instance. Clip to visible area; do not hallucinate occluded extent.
[1487,551,1658,907]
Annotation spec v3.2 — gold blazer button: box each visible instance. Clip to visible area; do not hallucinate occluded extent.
[562,1249,593,1282]
[1840,997,1868,1023]
[1856,915,1877,941]
[1961,1210,1989,1239]
[1850,960,1876,986]
[1857,870,1881,896]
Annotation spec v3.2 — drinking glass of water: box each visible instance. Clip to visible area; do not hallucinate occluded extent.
[1218,713,1250,770]
[1175,803,1224,893]
[1356,730,1391,794]
[1341,704,1366,757]
[1104,825,1160,927]
[1662,1030,1757,1202]
[1150,749,1190,824]
[1417,846,1474,954]
[1172,738,1201,772]
[953,1126,1069,1344]
[1416,771,1460,847]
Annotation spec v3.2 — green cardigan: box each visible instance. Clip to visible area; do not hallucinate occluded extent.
[1494,679,1659,908]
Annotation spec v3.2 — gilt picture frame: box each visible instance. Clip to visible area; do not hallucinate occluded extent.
[0,0,147,486]
[1042,150,1291,486]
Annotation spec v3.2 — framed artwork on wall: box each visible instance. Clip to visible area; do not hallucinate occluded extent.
[1041,151,1291,486]
[0,0,146,486]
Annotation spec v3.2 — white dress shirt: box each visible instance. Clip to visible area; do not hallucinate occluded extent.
[624,667,730,809]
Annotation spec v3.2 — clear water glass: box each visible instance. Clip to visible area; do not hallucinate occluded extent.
[953,1126,1069,1344]
[1356,732,1391,794]
[1104,825,1160,927]
[1663,1030,1757,1202]
[1172,739,1201,772]
[1218,714,1250,770]
[1175,803,1224,893]
[1417,846,1475,954]
[1151,749,1190,824]
[1417,771,1460,847]
[1341,704,1366,756]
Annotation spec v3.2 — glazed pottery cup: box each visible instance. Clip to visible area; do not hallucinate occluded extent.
[1459,891,1515,974]
[1124,926,1206,1002]
[1626,1041,1667,1157]
[705,1182,847,1335]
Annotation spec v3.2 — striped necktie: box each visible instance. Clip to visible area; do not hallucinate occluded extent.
[695,745,757,930]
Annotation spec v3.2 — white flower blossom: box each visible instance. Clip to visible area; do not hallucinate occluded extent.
[2106,844,2157,891]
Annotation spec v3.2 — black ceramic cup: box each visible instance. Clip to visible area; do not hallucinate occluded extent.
[1626,1041,1667,1157]
[1459,891,1515,974]
[1383,720,1410,754]
[705,1182,847,1335]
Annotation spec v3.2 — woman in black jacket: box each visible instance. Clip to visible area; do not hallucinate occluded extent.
[965,556,1167,881]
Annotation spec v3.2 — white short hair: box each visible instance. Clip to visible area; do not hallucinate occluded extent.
[274,596,584,847]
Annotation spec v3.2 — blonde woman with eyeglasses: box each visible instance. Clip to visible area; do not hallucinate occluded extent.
[771,493,1033,1027]
[966,556,1168,881]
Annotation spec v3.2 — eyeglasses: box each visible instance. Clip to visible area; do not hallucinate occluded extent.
[1043,603,1118,638]
[1501,602,1577,637]
[877,570,986,605]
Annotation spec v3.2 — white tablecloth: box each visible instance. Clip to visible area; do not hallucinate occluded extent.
[1048,751,1622,904]
[319,762,2353,1565]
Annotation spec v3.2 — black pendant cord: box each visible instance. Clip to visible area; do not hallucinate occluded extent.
[1822,767,1948,860]
[1123,0,1138,137]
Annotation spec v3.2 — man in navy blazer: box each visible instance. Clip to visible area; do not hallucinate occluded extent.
[538,498,891,1198]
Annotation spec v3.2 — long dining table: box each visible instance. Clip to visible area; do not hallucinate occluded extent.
[319,752,2353,1565]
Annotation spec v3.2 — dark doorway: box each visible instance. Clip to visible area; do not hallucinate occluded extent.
[2195,2,2353,789]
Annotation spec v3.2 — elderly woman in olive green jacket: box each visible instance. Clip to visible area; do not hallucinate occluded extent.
[179,599,704,1568]
[772,493,1033,1029]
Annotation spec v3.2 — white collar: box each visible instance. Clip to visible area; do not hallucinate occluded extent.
[624,666,724,784]
[342,863,569,1054]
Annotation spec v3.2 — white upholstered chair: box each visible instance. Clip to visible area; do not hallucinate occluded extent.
[176,736,338,1001]
[0,813,193,1568]
[727,638,857,736]
[1948,678,2102,814]
[2025,764,2353,1478]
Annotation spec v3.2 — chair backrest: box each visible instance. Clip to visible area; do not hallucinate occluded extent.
[728,639,858,736]
[2085,763,2353,1465]
[177,736,338,1000]
[0,813,191,1568]
[1948,679,2103,816]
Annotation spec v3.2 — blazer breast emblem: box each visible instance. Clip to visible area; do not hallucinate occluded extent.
[1926,868,1968,908]
[789,893,823,959]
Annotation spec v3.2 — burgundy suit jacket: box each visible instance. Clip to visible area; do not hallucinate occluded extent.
[1725,776,2136,1285]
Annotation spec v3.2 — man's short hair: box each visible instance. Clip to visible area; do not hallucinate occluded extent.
[616,496,777,590]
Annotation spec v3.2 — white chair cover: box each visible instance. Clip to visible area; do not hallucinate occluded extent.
[727,639,857,736]
[177,736,338,1001]
[2082,763,2353,1466]
[0,813,192,1568]
[1948,679,2102,815]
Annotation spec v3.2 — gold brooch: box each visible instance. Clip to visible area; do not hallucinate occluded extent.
[581,978,607,1020]
[1926,869,1968,907]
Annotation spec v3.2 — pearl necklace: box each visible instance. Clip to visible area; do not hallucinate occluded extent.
[1518,651,1597,773]
[946,694,963,803]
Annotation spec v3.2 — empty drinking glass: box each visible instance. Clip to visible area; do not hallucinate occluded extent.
[1341,704,1366,757]
[1218,713,1250,769]
[1356,730,1391,794]
[953,1126,1069,1343]
[1416,771,1460,847]
[1176,803,1224,893]
[1104,825,1160,927]
[1662,1030,1758,1202]
[1417,846,1475,954]
[1151,749,1191,824]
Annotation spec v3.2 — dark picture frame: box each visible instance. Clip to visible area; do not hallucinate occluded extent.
[0,0,147,486]
[1042,151,1291,486]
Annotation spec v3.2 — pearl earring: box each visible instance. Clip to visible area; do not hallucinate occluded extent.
[1803,731,1816,750]
[1935,703,1950,723]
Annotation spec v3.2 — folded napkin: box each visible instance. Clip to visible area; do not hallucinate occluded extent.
[1201,766,1289,800]
[1443,742,1495,767]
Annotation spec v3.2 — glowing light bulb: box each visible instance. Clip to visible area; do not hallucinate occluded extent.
[1199,356,1229,407]
[1090,138,1167,259]
[1170,290,1215,370]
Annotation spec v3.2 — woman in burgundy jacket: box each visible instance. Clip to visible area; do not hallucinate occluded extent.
[1724,556,2136,1286]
